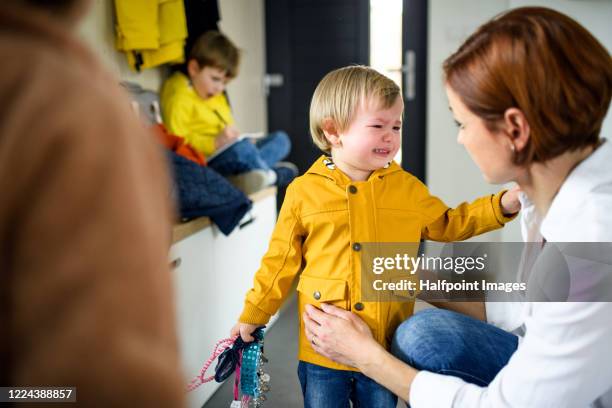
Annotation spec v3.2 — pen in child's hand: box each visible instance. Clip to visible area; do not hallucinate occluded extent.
[213,109,227,126]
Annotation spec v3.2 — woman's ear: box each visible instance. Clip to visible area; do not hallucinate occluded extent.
[503,107,530,152]
[322,118,342,147]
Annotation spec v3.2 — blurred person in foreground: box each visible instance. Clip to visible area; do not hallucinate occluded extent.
[0,0,185,406]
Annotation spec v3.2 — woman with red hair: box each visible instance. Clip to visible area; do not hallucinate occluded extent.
[304,7,612,407]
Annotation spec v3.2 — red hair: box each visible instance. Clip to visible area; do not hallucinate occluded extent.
[444,7,612,164]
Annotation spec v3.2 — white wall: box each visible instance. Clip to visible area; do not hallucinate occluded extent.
[427,0,510,242]
[427,0,612,242]
[219,0,268,133]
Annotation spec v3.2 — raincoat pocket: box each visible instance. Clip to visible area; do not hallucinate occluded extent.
[297,275,349,310]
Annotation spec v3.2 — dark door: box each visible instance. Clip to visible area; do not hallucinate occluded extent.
[401,0,428,182]
[265,0,370,174]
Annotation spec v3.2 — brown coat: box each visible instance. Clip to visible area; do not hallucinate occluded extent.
[0,4,185,407]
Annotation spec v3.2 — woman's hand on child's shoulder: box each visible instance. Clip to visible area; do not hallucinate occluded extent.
[230,321,260,342]
[500,185,522,215]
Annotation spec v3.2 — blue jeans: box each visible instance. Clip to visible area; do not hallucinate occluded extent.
[298,361,397,408]
[207,130,291,176]
[391,308,518,392]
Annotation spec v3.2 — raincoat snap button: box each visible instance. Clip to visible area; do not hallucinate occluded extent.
[348,185,357,194]
[352,243,361,251]
[354,302,364,311]
[313,291,321,300]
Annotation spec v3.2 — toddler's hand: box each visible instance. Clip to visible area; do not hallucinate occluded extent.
[500,185,522,215]
[230,322,259,342]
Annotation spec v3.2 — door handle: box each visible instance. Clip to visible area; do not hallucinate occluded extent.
[389,51,417,101]
[264,73,284,96]
[404,50,416,101]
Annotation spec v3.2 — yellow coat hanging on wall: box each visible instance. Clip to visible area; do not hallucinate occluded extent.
[114,0,188,71]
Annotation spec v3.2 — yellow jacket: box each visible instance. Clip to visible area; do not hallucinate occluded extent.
[160,72,234,157]
[239,156,514,370]
[114,0,187,71]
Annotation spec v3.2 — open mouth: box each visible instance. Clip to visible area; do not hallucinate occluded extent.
[373,148,391,155]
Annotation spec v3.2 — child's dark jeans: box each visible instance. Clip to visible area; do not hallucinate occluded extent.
[207,130,291,176]
[298,361,398,408]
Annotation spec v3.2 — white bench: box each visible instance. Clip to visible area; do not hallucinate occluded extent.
[170,187,279,407]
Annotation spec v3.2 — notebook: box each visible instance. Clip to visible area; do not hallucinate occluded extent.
[207,132,266,161]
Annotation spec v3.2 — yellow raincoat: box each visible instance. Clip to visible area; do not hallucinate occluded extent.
[239,156,515,371]
[160,72,234,157]
[114,0,187,71]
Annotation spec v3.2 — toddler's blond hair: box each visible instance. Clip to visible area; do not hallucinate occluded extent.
[309,65,400,152]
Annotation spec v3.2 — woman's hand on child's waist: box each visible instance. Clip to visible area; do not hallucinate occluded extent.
[303,303,379,369]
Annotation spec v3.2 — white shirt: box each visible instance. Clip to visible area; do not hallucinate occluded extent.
[410,140,612,408]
